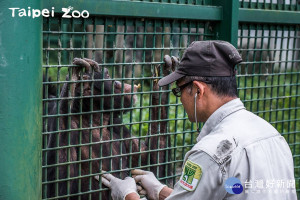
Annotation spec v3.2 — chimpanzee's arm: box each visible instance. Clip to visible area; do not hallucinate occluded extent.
[113,118,147,168]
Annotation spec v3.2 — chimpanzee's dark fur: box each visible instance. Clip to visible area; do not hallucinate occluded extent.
[45,58,146,200]
[42,76,57,116]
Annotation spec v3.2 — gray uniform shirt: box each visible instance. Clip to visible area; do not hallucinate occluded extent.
[167,98,297,200]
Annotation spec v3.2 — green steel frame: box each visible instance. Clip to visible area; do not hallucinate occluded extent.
[0,0,299,199]
[43,0,222,21]
[0,0,42,199]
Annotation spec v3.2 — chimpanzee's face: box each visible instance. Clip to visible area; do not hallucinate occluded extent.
[76,67,137,112]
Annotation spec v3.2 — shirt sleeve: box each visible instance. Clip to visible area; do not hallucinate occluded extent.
[166,150,227,200]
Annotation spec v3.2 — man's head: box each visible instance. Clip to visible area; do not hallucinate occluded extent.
[158,40,242,123]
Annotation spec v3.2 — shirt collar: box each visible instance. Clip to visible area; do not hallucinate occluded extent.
[196,98,245,142]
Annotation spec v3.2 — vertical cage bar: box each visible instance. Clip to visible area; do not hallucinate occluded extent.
[0,0,42,199]
[213,0,239,46]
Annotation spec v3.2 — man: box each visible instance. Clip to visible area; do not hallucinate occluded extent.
[100,41,297,200]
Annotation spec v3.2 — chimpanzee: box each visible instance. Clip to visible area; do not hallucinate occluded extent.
[42,75,57,115]
[45,58,147,200]
[45,57,174,200]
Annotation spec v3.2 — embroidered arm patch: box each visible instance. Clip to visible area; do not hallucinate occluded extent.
[179,159,202,191]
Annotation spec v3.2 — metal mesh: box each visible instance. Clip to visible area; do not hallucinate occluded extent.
[42,16,214,199]
[239,0,300,10]
[41,2,300,199]
[237,23,300,194]
[129,0,212,5]
[129,0,300,9]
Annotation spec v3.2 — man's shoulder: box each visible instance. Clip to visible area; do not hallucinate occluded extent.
[192,133,237,166]
[193,109,280,164]
[221,108,275,130]
[213,108,280,145]
[221,109,280,145]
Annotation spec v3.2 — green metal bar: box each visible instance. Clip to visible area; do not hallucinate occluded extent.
[39,0,300,198]
[213,0,240,47]
[249,24,258,113]
[0,0,42,200]
[43,0,222,21]
[239,8,300,25]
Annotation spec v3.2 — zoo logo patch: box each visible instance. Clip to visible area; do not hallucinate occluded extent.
[179,160,202,191]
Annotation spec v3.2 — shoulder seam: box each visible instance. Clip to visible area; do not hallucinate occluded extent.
[241,133,281,149]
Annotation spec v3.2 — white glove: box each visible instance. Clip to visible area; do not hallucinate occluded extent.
[132,169,166,200]
[101,173,139,200]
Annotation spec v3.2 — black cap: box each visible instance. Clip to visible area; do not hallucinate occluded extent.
[158,40,242,86]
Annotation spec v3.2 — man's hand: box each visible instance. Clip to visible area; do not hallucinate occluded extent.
[132,169,166,200]
[101,173,139,200]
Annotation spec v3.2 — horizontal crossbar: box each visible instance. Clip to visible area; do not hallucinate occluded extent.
[239,8,300,25]
[43,0,222,21]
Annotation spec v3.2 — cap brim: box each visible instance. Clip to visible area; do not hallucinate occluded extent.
[158,71,185,87]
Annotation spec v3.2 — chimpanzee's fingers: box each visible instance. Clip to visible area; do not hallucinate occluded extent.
[94,170,107,182]
[133,175,144,183]
[73,58,90,72]
[163,55,172,70]
[137,185,143,191]
[101,176,111,188]
[82,75,89,80]
[94,175,100,181]
[171,56,179,71]
[138,189,147,195]
[131,169,147,176]
[102,173,115,181]
[83,58,101,72]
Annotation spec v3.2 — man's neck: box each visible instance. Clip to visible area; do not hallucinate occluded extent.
[203,96,237,122]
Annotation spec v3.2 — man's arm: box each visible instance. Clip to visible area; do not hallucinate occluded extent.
[159,186,173,200]
[124,183,173,200]
[124,187,174,200]
[132,169,170,200]
[101,174,139,200]
[125,192,140,200]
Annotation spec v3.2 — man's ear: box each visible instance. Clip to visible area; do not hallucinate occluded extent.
[193,81,205,98]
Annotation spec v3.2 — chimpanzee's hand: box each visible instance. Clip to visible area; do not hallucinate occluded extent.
[73,57,101,73]
[132,169,166,200]
[101,173,139,200]
[163,55,179,72]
